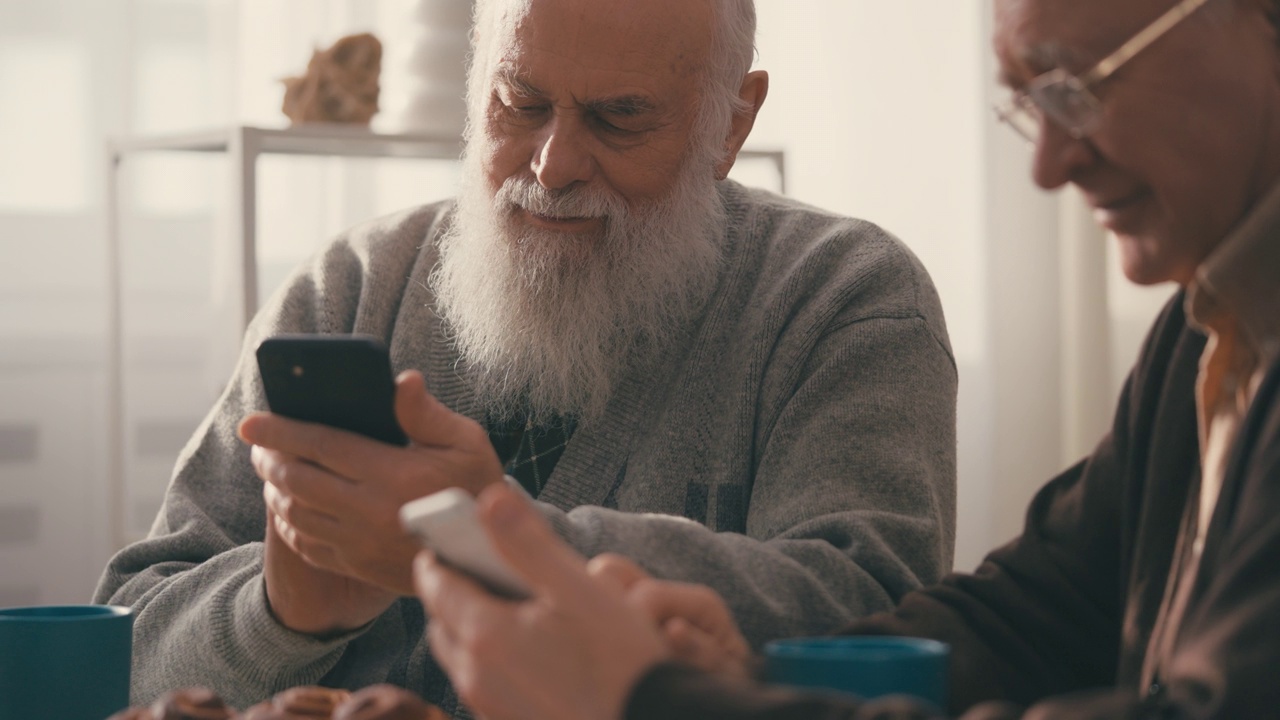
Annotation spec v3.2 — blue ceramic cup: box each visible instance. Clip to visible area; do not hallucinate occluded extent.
[0,605,133,720]
[763,636,949,710]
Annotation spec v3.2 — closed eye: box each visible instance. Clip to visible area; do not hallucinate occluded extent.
[508,102,548,117]
[586,97,657,135]
[492,91,549,126]
[590,112,637,135]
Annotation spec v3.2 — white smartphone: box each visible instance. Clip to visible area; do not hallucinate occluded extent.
[399,488,533,601]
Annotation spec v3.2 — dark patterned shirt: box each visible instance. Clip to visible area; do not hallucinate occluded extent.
[487,412,577,497]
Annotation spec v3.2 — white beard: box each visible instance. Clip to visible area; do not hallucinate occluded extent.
[430,150,726,424]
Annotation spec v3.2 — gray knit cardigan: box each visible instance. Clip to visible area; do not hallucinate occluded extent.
[95,181,958,712]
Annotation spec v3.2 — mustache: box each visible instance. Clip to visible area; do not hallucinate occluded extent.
[494,176,629,221]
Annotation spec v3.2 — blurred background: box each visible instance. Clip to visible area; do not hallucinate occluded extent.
[0,0,1175,605]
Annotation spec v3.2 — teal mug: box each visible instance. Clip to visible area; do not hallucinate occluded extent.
[0,605,133,720]
[763,636,949,711]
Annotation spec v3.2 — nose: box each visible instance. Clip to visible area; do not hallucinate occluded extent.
[1030,118,1098,190]
[531,115,596,191]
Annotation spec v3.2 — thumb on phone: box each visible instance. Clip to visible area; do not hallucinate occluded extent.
[393,370,467,449]
[393,370,505,497]
[394,366,494,450]
[476,484,592,605]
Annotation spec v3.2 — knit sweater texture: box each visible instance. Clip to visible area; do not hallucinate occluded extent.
[94,181,958,712]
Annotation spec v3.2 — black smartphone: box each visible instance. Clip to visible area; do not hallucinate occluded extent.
[255,334,408,446]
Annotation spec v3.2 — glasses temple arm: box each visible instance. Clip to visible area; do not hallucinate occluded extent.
[1079,0,1214,85]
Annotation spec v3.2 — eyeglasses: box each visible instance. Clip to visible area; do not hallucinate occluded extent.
[995,0,1215,144]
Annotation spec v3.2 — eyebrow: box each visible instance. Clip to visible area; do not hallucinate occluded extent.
[586,95,657,117]
[492,63,658,116]
[494,65,542,97]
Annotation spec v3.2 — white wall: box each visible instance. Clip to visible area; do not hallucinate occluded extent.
[751,2,1165,569]
[752,2,1012,569]
[753,4,989,363]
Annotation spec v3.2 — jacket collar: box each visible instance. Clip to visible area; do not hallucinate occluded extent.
[1187,181,1280,368]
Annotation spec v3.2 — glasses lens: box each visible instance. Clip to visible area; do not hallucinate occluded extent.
[995,93,1041,144]
[1028,72,1102,138]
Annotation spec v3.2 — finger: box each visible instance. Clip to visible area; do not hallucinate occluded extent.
[413,550,509,631]
[240,411,408,485]
[629,581,747,652]
[270,512,342,573]
[585,553,650,591]
[662,617,722,669]
[270,510,299,552]
[426,620,485,717]
[475,484,594,605]
[426,619,460,673]
[416,552,507,714]
[237,412,269,444]
[394,371,480,450]
[394,372,504,496]
[251,445,359,519]
[665,617,751,678]
[262,482,342,540]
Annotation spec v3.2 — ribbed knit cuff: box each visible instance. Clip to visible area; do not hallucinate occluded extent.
[214,573,369,692]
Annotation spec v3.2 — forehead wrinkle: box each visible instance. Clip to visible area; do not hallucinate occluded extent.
[493,58,666,113]
[505,0,710,78]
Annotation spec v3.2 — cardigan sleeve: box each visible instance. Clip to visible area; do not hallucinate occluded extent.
[624,314,1280,720]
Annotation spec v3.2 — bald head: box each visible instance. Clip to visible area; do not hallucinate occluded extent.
[516,0,718,64]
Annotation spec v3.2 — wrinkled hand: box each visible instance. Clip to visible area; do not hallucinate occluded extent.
[260,504,398,636]
[588,554,753,680]
[414,483,670,720]
[239,370,504,635]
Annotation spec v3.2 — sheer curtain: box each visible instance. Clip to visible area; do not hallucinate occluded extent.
[0,0,1168,606]
[0,0,458,604]
[0,0,182,606]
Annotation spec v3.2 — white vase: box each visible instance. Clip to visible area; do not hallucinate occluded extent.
[382,0,474,137]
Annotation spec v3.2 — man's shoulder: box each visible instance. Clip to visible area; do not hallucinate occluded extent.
[255,201,454,332]
[722,181,941,326]
[729,181,875,232]
[325,199,455,264]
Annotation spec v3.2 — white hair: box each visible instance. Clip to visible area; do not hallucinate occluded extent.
[464,0,526,127]
[698,1,758,166]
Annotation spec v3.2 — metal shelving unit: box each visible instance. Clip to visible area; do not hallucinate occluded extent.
[104,124,462,549]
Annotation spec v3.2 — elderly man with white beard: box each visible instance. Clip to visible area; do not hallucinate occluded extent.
[94,0,957,713]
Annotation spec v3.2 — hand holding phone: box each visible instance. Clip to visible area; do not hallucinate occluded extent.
[255,334,408,446]
[400,488,533,601]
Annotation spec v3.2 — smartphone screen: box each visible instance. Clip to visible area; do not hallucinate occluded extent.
[255,334,408,446]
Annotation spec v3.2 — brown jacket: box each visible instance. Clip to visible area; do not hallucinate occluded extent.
[627,294,1280,719]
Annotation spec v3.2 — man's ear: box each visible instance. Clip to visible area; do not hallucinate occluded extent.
[716,70,769,180]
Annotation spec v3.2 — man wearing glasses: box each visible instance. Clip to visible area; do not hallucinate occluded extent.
[413,0,1280,717]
